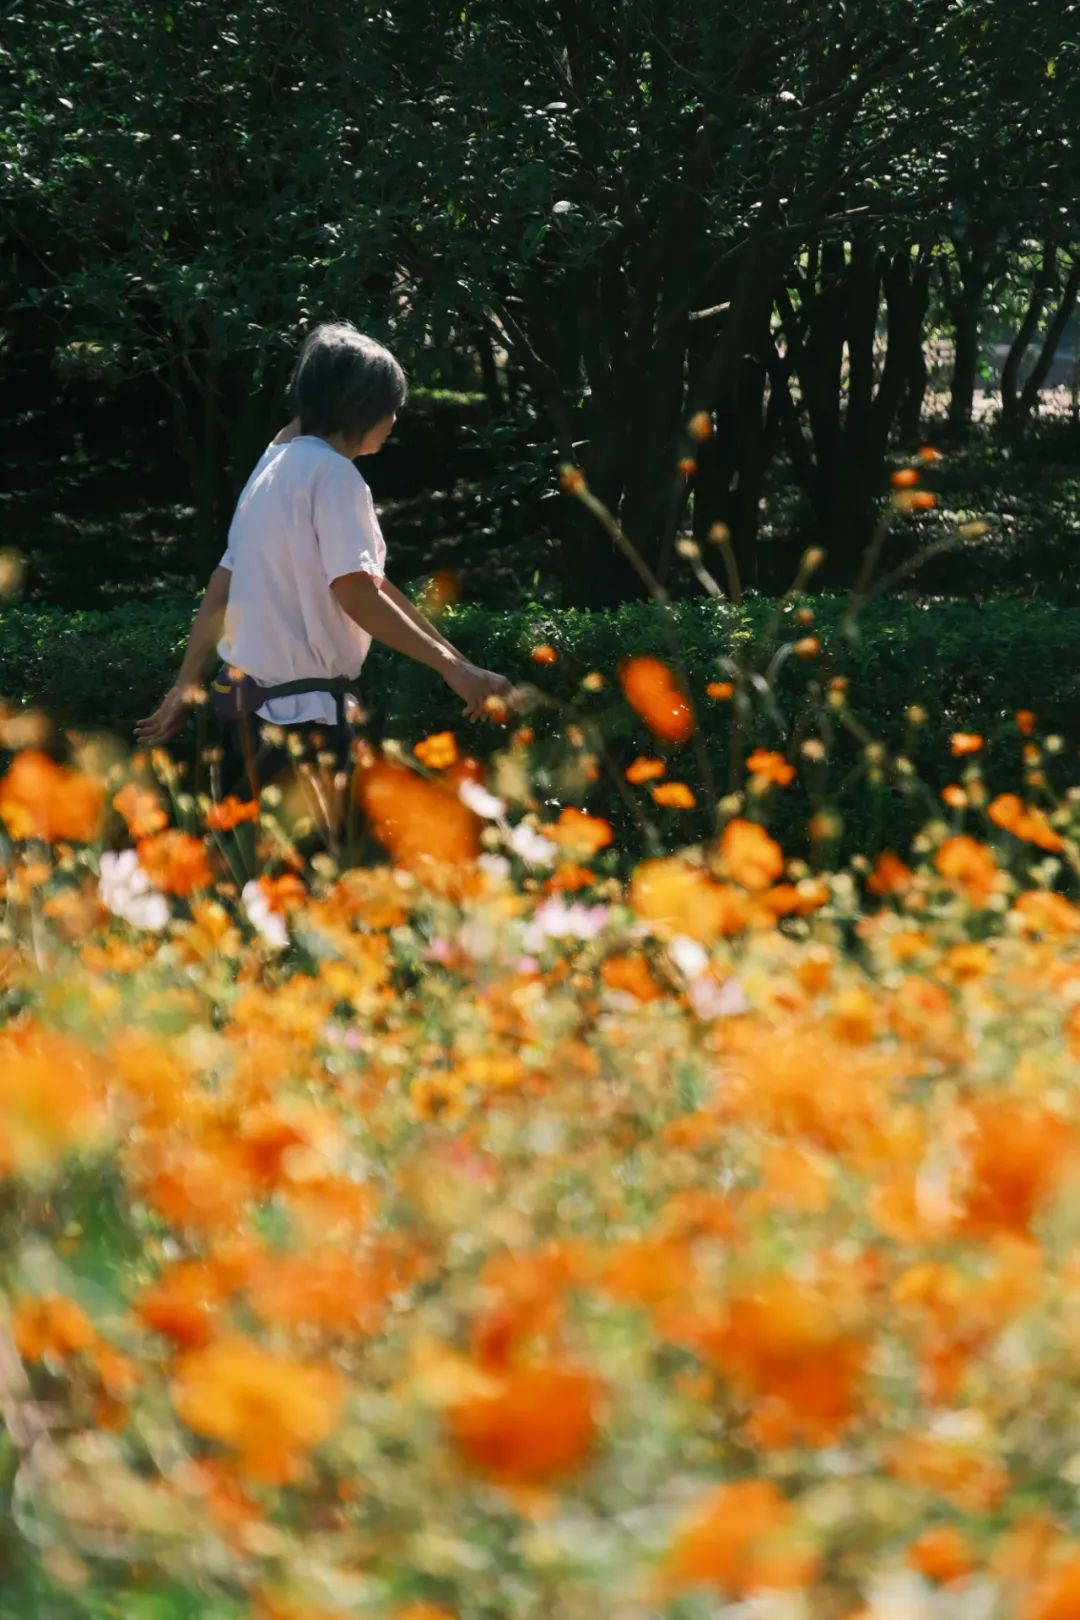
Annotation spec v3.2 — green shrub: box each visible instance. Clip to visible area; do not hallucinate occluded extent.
[3,594,1078,861]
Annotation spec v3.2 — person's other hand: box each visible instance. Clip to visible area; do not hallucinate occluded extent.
[445,661,515,722]
[134,686,190,747]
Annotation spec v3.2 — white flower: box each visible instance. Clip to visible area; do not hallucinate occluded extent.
[458,779,506,820]
[98,849,169,931]
[666,933,747,1020]
[241,880,288,950]
[687,973,748,1021]
[521,897,610,952]
[668,934,708,979]
[477,852,511,882]
[508,822,559,868]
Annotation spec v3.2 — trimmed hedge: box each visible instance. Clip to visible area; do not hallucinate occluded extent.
[3,593,1079,859]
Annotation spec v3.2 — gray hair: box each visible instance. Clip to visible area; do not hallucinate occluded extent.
[287,322,407,442]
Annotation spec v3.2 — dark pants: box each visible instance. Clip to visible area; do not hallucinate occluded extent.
[214,713,362,873]
[218,713,354,803]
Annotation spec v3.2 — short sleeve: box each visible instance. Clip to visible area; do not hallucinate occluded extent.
[218,538,234,571]
[313,461,385,587]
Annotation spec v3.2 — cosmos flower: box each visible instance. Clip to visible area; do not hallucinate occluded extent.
[99,849,170,931]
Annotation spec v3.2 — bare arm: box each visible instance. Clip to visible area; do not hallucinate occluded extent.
[133,566,231,744]
[331,571,512,722]
[379,577,464,660]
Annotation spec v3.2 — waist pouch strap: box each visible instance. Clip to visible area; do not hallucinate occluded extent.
[210,665,362,725]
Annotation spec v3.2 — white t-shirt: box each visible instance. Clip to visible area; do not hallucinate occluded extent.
[217,435,387,725]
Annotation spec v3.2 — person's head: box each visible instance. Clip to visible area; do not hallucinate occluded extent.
[287,322,407,457]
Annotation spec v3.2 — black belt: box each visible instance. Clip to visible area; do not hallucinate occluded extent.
[210,668,363,733]
[257,676,363,733]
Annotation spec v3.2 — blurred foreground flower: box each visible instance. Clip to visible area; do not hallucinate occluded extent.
[618,656,695,745]
[0,749,104,843]
[99,849,169,931]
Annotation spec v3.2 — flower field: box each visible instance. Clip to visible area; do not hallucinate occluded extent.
[3,636,1080,1620]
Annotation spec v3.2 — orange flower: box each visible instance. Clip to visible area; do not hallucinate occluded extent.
[247,1247,397,1338]
[652,781,696,809]
[988,794,1064,853]
[911,490,937,511]
[173,1336,346,1484]
[990,797,1023,835]
[0,1022,109,1176]
[935,836,1000,907]
[714,1021,899,1156]
[446,1360,602,1484]
[761,878,829,919]
[601,953,664,1002]
[942,784,968,809]
[625,756,666,785]
[113,782,169,837]
[206,796,259,831]
[746,750,795,788]
[544,861,595,894]
[688,411,713,442]
[794,635,820,658]
[891,468,919,488]
[918,445,944,464]
[530,644,559,666]
[631,857,751,940]
[0,750,104,843]
[601,1236,696,1312]
[886,1435,1009,1512]
[471,1246,582,1366]
[907,1526,976,1586]
[1016,710,1037,735]
[255,873,308,913]
[136,830,214,896]
[417,569,461,614]
[706,681,734,701]
[665,1480,818,1595]
[14,1294,96,1362]
[618,657,695,745]
[719,819,784,890]
[1013,890,1080,936]
[755,1143,833,1214]
[867,851,914,896]
[355,757,481,875]
[676,1274,867,1447]
[678,457,698,478]
[136,1260,229,1349]
[959,1098,1075,1238]
[137,1140,256,1233]
[993,1513,1059,1588]
[1025,1551,1080,1620]
[414,731,459,770]
[548,807,613,856]
[254,1594,352,1620]
[951,732,984,756]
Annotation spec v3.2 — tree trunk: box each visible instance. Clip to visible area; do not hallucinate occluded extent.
[897,258,933,442]
[940,245,990,439]
[1000,241,1057,443]
[474,329,504,414]
[1021,257,1080,412]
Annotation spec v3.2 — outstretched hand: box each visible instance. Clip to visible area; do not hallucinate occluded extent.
[446,661,516,723]
[134,686,190,748]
